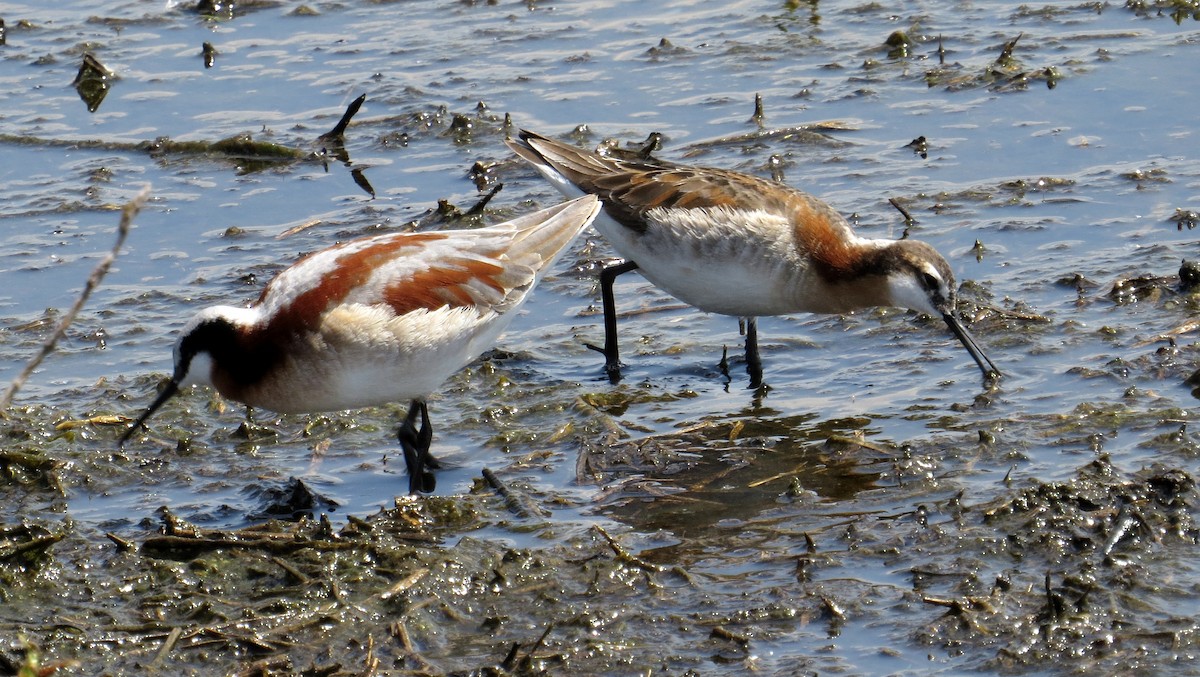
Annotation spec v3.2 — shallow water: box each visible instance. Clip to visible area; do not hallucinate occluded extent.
[1,0,1199,674]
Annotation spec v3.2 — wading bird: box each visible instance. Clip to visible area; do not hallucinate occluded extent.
[121,195,602,494]
[507,130,999,387]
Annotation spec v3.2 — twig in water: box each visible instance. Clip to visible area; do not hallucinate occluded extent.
[267,555,310,585]
[318,93,366,142]
[593,524,663,573]
[516,623,556,672]
[1,186,150,411]
[150,626,183,668]
[499,642,521,671]
[637,132,663,159]
[105,532,136,552]
[481,467,549,518]
[232,656,292,677]
[465,182,504,216]
[377,567,429,602]
[888,197,915,229]
[750,92,765,126]
[710,626,750,648]
[359,634,379,677]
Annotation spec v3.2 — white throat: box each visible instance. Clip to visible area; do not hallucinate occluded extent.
[887,275,939,315]
[180,351,216,388]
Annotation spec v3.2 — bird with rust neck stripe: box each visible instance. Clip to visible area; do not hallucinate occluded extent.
[506,129,999,387]
[120,195,602,495]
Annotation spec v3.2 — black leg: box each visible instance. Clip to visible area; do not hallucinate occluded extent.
[744,317,764,389]
[398,399,437,494]
[584,260,639,383]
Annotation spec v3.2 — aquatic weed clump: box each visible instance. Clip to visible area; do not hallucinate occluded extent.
[916,457,1200,673]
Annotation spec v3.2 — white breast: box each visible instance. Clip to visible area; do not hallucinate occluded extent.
[593,205,824,317]
[248,304,509,413]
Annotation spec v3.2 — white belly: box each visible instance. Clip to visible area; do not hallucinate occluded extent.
[243,305,511,413]
[592,206,822,317]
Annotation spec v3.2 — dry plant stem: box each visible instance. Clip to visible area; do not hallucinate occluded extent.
[593,524,664,573]
[482,467,549,518]
[150,626,183,668]
[0,185,151,411]
[888,197,915,226]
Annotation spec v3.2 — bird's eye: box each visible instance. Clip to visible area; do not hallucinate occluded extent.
[920,271,940,291]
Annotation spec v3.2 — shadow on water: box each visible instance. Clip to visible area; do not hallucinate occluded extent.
[586,414,886,538]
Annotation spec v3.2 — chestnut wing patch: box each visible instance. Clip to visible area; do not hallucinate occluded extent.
[382,255,515,316]
[260,231,531,336]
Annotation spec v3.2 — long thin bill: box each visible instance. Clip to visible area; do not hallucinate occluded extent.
[118,379,180,447]
[942,313,1001,380]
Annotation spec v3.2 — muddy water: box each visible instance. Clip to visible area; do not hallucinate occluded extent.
[1,0,1199,674]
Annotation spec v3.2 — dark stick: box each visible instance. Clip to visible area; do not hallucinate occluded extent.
[464,183,503,216]
[318,93,366,141]
[888,197,916,228]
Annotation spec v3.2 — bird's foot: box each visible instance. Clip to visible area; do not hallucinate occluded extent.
[747,365,764,391]
[585,342,624,383]
[399,401,437,495]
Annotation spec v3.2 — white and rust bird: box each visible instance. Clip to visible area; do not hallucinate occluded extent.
[507,129,999,387]
[120,195,602,494]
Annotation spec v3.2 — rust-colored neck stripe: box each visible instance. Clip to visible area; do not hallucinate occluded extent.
[791,199,869,279]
